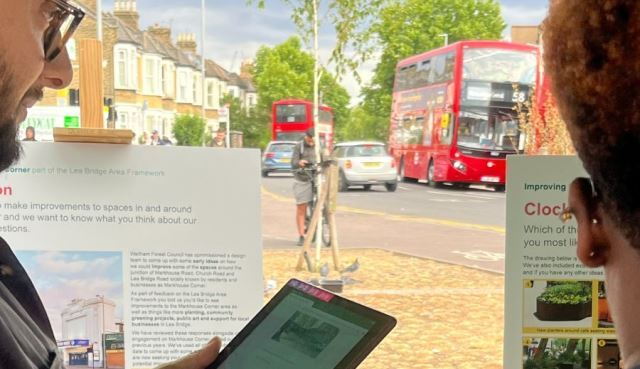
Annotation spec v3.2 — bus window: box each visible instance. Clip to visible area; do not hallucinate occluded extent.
[396,64,417,91]
[276,104,307,123]
[423,111,434,146]
[319,109,333,124]
[416,60,432,87]
[396,117,423,145]
[431,53,455,84]
[457,108,523,152]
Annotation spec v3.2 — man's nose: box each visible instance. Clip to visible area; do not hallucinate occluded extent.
[41,46,73,89]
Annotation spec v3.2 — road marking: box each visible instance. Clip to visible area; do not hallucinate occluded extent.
[346,288,503,296]
[262,187,506,234]
[426,190,498,200]
[452,250,505,262]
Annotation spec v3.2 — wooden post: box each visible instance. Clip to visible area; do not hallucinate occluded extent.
[53,39,134,144]
[327,163,341,270]
[296,177,330,271]
[79,39,104,129]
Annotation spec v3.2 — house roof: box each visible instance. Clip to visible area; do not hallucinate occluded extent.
[77,5,256,89]
[205,60,231,81]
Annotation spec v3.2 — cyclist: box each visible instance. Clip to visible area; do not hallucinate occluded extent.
[291,128,317,245]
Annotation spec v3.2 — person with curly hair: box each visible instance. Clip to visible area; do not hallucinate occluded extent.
[544,1,640,366]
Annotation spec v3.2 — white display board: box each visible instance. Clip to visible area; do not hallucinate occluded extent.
[505,156,618,369]
[0,143,263,369]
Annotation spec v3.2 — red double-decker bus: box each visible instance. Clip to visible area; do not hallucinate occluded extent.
[389,40,538,190]
[272,99,335,149]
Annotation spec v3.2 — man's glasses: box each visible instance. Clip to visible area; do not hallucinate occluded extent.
[43,0,85,62]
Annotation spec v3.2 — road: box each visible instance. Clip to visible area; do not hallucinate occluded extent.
[261,173,507,273]
[263,173,506,228]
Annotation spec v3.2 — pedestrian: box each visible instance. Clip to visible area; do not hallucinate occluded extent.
[22,126,37,141]
[290,128,317,246]
[544,1,640,367]
[138,131,149,145]
[149,129,161,145]
[0,1,220,368]
[209,129,226,148]
[160,135,173,146]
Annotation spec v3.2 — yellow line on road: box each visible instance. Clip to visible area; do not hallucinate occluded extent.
[261,187,506,234]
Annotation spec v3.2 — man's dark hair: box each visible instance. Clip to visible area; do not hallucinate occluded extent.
[0,60,22,172]
[544,0,640,246]
[305,128,315,138]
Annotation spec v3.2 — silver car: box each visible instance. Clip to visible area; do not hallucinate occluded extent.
[332,141,398,192]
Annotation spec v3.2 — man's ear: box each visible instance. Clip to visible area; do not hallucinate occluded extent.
[569,178,609,267]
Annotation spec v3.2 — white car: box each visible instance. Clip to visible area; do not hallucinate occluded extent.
[332,141,398,192]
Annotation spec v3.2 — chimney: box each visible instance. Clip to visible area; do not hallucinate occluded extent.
[176,33,198,54]
[114,0,140,31]
[148,24,172,45]
[240,60,254,80]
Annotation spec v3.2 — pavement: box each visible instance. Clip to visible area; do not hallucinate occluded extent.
[261,189,507,369]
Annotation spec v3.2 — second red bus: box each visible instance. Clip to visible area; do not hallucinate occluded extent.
[272,99,335,149]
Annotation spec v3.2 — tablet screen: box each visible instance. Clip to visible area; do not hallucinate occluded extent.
[212,279,394,369]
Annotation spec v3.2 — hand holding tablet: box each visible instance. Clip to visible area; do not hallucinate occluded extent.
[206,279,396,369]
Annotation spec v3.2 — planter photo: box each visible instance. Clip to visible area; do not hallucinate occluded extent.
[535,282,592,322]
[523,338,591,369]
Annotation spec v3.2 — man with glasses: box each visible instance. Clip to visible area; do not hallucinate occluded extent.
[544,1,640,368]
[0,1,220,368]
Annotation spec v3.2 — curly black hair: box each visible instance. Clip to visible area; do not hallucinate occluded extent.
[543,0,640,246]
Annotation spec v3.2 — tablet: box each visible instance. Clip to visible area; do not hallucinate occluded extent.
[206,278,396,369]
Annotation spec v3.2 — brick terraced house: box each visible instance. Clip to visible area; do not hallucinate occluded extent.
[25,0,257,143]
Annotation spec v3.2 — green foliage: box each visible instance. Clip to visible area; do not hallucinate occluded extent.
[247,0,384,78]
[173,114,205,146]
[338,105,380,142]
[253,37,350,133]
[361,0,505,141]
[524,356,557,369]
[222,95,271,149]
[538,282,592,305]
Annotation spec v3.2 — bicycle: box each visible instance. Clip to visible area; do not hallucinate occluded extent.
[296,162,332,247]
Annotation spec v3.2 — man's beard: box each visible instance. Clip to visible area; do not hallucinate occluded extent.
[0,60,22,172]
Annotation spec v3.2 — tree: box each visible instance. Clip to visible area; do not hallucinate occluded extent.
[253,37,350,133]
[338,105,376,141]
[222,95,271,149]
[361,0,505,141]
[248,0,382,141]
[172,114,205,146]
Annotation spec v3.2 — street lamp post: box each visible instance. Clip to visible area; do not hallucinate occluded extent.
[440,33,449,46]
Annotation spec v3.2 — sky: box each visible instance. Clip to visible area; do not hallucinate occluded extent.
[104,0,548,104]
[15,250,124,339]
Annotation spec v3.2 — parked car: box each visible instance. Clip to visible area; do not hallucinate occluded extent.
[261,141,298,177]
[332,141,398,192]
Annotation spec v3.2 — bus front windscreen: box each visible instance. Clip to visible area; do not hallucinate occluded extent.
[276,104,308,123]
[463,48,536,85]
[457,108,524,153]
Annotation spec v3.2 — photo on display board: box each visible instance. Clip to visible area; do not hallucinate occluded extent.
[596,339,622,369]
[523,338,591,369]
[523,280,593,328]
[597,282,615,329]
[15,250,124,368]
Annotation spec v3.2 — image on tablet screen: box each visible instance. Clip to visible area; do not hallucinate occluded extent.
[218,289,374,369]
